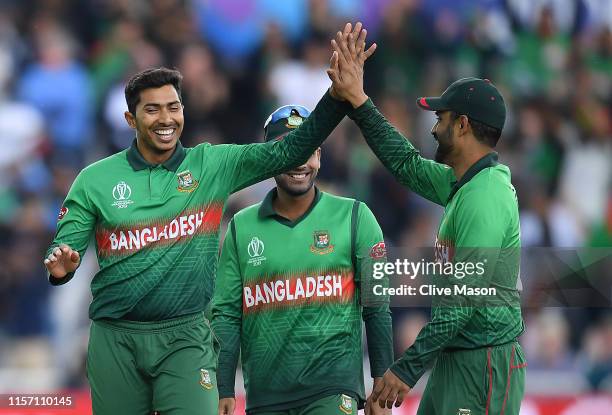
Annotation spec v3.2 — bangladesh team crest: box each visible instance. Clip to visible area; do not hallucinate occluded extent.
[199,368,213,390]
[310,230,334,255]
[339,394,353,414]
[177,170,199,193]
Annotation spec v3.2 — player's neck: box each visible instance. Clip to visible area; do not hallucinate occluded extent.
[452,146,492,181]
[273,186,316,222]
[136,138,175,165]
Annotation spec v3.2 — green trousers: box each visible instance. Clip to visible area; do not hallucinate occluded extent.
[250,394,358,415]
[87,313,219,415]
[417,341,526,415]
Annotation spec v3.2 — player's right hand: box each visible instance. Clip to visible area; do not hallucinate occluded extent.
[365,397,392,415]
[44,243,80,278]
[366,377,393,415]
[371,369,411,409]
[218,397,235,415]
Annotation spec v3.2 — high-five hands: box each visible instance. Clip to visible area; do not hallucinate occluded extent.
[327,22,377,108]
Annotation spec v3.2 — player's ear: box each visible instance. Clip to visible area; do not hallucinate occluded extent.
[124,111,136,129]
[308,147,321,170]
[458,115,468,135]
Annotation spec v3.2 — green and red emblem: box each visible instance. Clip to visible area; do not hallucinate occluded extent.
[310,230,334,255]
[58,206,69,221]
[177,170,199,193]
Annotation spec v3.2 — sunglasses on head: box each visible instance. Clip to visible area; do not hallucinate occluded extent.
[264,105,311,129]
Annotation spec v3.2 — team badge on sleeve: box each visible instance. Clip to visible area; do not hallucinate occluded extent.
[199,368,213,390]
[177,170,199,193]
[339,394,353,414]
[57,206,69,221]
[369,242,386,259]
[310,230,334,255]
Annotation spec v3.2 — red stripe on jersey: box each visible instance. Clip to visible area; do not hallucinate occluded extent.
[95,202,223,256]
[242,270,355,313]
[485,347,493,415]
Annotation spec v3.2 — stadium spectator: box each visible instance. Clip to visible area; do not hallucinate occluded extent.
[17,19,92,165]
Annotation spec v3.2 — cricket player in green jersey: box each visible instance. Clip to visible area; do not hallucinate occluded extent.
[212,104,393,415]
[328,26,526,415]
[212,105,393,415]
[42,64,357,415]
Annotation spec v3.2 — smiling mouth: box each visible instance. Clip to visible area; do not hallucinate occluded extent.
[288,173,307,179]
[285,171,311,181]
[153,128,177,141]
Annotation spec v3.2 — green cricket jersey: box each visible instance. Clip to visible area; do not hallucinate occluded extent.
[212,188,393,412]
[46,92,351,321]
[349,99,524,387]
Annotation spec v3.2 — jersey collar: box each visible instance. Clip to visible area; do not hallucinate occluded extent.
[447,152,499,203]
[126,139,186,172]
[259,186,322,228]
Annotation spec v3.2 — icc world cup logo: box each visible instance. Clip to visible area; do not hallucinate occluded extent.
[111,181,134,208]
[247,237,266,266]
[247,237,264,258]
[113,181,131,200]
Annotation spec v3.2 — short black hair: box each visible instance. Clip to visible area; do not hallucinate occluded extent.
[124,67,183,114]
[451,111,501,147]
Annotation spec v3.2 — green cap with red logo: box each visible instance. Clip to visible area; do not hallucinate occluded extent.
[417,77,506,131]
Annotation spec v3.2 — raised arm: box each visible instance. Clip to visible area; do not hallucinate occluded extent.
[224,89,351,193]
[349,101,455,205]
[328,23,454,206]
[223,23,384,194]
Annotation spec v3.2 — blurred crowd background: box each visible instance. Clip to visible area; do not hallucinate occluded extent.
[0,0,611,407]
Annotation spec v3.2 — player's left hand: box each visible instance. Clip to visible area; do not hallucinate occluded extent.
[327,22,376,108]
[370,369,411,409]
[218,397,235,415]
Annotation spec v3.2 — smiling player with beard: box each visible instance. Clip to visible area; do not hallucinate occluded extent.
[327,26,526,415]
[213,104,393,415]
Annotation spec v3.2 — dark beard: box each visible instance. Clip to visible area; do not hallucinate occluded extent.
[280,182,314,196]
[434,144,452,163]
[433,125,454,164]
[275,172,317,196]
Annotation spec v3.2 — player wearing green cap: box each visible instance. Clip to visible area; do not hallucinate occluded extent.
[212,104,393,415]
[42,66,355,415]
[328,27,525,415]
